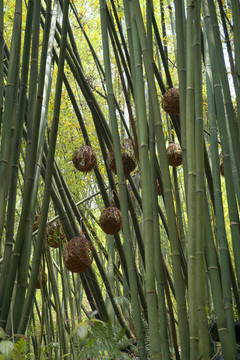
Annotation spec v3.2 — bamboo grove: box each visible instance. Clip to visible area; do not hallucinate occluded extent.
[0,0,239,359]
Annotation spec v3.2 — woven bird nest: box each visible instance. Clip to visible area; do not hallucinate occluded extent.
[167,143,182,167]
[33,214,40,232]
[162,88,179,116]
[63,235,94,273]
[99,207,122,235]
[106,138,137,177]
[36,268,47,289]
[46,220,66,248]
[72,145,97,172]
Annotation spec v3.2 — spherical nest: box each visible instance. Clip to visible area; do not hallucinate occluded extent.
[33,214,40,232]
[72,145,97,172]
[167,143,182,167]
[46,220,66,248]
[106,138,137,177]
[36,268,47,289]
[99,207,122,235]
[162,88,179,116]
[63,235,94,273]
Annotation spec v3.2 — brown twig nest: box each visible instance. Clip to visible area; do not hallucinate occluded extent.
[99,207,122,235]
[162,88,179,116]
[36,268,47,289]
[106,138,137,177]
[63,235,94,273]
[33,214,40,232]
[167,143,182,167]
[72,145,97,172]
[46,220,66,248]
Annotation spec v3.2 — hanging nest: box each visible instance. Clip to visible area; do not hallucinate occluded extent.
[162,88,180,116]
[46,219,66,248]
[36,268,47,289]
[72,145,97,172]
[167,143,182,167]
[99,207,122,235]
[106,138,137,177]
[33,214,40,232]
[63,235,94,273]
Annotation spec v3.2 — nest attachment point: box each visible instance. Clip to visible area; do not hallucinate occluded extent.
[63,235,94,273]
[72,145,97,173]
[106,138,137,177]
[46,220,66,248]
[36,268,47,289]
[100,207,122,235]
[162,88,179,116]
[167,143,182,167]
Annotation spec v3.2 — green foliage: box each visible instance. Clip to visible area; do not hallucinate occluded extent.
[75,319,133,359]
[0,340,14,360]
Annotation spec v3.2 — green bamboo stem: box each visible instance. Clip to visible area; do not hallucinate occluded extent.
[13,0,57,332]
[204,199,236,359]
[130,1,189,358]
[203,9,237,354]
[229,0,240,134]
[0,0,3,127]
[16,0,70,339]
[100,1,147,358]
[44,247,69,358]
[130,2,161,357]
[0,0,22,243]
[0,0,33,313]
[0,0,51,327]
[185,2,198,357]
[204,0,240,295]
[207,0,240,197]
[193,1,210,358]
[173,0,188,189]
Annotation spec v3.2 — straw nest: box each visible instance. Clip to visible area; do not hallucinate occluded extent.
[63,235,94,273]
[72,145,97,172]
[162,88,179,116]
[107,138,137,177]
[36,268,47,289]
[46,220,66,248]
[167,143,182,167]
[99,207,122,235]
